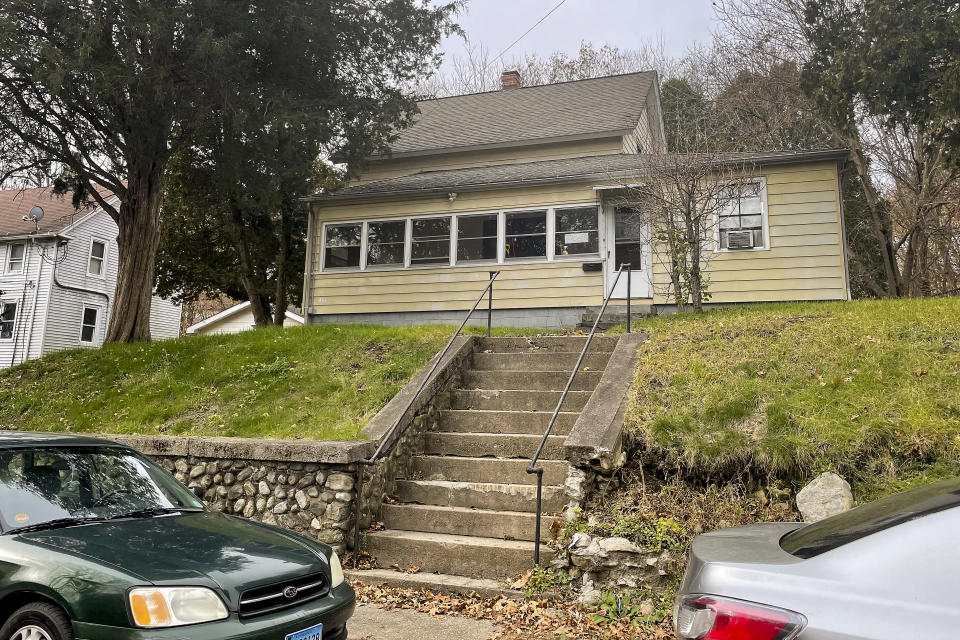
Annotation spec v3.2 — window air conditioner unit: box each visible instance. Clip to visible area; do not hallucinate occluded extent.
[726,230,755,250]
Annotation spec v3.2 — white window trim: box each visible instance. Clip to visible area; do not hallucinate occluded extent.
[0,300,17,342]
[316,203,601,275]
[78,304,102,345]
[87,237,108,278]
[5,242,25,274]
[713,177,770,253]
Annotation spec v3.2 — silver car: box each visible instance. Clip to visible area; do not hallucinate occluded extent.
[674,477,960,640]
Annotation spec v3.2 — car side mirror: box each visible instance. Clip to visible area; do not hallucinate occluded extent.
[190,485,206,501]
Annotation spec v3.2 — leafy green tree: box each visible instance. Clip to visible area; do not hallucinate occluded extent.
[0,0,456,341]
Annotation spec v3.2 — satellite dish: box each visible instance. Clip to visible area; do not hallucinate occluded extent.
[22,205,44,232]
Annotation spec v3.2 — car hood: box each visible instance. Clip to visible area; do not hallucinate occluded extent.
[18,511,328,600]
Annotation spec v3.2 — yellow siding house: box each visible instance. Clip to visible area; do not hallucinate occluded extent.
[303,71,850,328]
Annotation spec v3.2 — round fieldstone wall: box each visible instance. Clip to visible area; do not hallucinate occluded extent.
[156,455,355,555]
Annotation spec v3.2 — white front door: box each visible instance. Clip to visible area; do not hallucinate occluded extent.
[605,206,651,299]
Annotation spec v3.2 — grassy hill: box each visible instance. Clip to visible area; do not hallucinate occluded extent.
[624,297,960,499]
[0,324,462,440]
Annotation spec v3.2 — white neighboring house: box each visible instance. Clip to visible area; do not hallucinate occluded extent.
[186,301,304,336]
[0,186,182,369]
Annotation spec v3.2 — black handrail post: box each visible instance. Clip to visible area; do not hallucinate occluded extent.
[533,468,544,566]
[349,272,500,571]
[488,271,496,337]
[625,263,632,333]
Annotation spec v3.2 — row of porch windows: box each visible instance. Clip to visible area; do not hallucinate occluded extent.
[0,301,98,343]
[322,206,600,271]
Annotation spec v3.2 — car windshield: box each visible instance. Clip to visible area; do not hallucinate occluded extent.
[0,446,204,533]
[781,476,960,558]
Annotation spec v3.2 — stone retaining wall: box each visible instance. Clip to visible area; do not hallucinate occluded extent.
[157,455,356,554]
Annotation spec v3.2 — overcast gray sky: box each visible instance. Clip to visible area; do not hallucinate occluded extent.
[439,0,718,70]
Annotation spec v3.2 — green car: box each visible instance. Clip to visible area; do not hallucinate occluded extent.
[0,433,355,640]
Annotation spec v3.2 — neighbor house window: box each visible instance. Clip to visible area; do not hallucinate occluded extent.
[555,207,599,256]
[366,220,406,267]
[6,243,24,273]
[457,213,498,263]
[80,307,99,343]
[88,239,106,276]
[717,181,767,250]
[324,223,362,268]
[0,302,15,340]
[411,217,450,265]
[505,210,547,259]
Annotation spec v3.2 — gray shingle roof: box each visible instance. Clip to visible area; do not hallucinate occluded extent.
[386,72,658,156]
[310,150,849,203]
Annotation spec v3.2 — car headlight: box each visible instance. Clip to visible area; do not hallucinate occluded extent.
[129,587,228,628]
[330,551,344,588]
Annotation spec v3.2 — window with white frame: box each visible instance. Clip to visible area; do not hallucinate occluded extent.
[324,223,362,269]
[457,213,498,262]
[6,243,24,273]
[555,207,599,256]
[318,205,601,273]
[411,217,451,265]
[717,181,767,250]
[80,306,99,343]
[0,301,15,340]
[88,239,107,276]
[366,220,406,267]
[504,210,547,259]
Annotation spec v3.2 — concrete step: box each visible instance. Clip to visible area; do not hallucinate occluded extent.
[461,370,601,392]
[393,479,567,513]
[471,351,611,372]
[407,455,568,486]
[476,336,618,353]
[365,530,553,580]
[450,388,593,411]
[423,432,566,459]
[381,503,559,543]
[345,568,523,600]
[438,410,578,435]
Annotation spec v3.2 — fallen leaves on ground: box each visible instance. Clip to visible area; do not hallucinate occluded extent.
[350,581,674,639]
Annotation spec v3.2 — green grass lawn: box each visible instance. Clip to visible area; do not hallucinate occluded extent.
[623,297,960,499]
[0,324,514,441]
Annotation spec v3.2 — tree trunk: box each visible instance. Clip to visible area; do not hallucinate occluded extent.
[226,202,273,328]
[106,169,164,343]
[846,140,903,296]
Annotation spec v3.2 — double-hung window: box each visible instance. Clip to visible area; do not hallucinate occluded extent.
[0,302,15,340]
[324,223,362,269]
[504,210,547,259]
[457,214,498,263]
[717,181,767,251]
[411,217,451,265]
[80,307,99,344]
[6,243,24,274]
[88,239,106,276]
[366,220,406,267]
[555,207,599,256]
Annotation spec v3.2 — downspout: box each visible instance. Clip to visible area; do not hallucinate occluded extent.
[52,240,111,335]
[301,205,314,324]
[836,161,853,301]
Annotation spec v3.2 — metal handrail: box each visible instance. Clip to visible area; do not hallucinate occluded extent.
[352,270,501,567]
[525,263,631,566]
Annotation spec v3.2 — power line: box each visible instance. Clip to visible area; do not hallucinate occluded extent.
[484,0,572,71]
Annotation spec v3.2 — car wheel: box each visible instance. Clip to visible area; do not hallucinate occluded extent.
[0,602,74,640]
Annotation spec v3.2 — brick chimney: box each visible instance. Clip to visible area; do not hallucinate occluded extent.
[500,70,522,90]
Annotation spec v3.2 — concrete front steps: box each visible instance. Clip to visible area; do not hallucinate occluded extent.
[362,336,616,587]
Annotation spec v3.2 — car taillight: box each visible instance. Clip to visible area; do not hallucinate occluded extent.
[674,595,806,640]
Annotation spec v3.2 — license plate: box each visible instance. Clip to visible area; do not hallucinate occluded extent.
[285,623,322,640]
